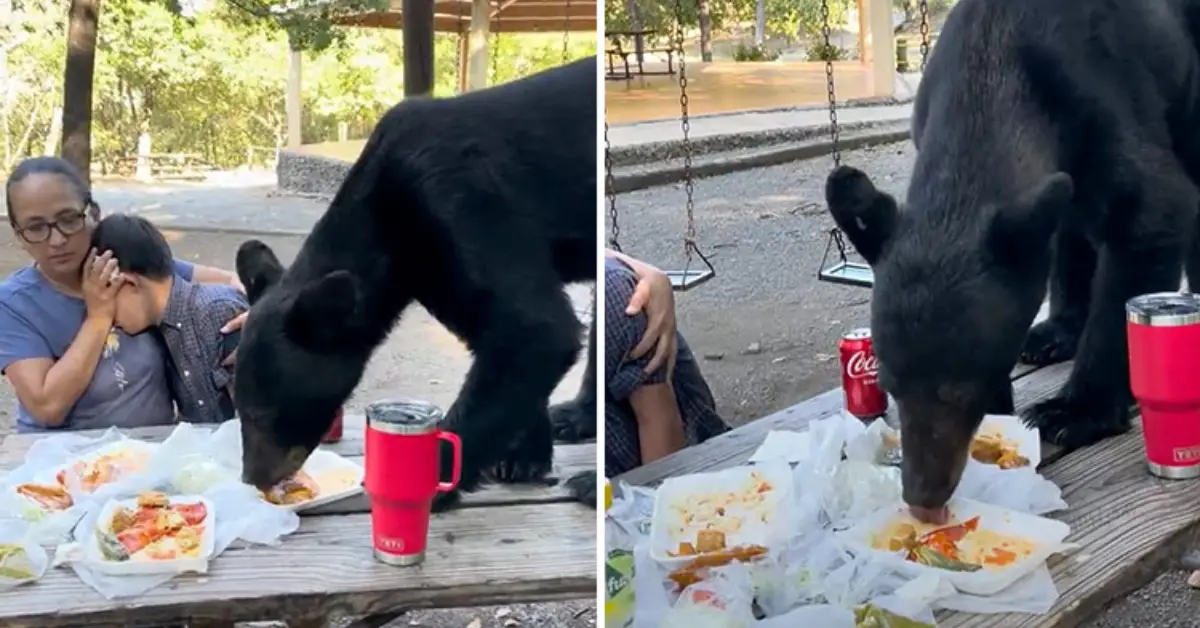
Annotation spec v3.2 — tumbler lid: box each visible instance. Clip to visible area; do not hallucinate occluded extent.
[1126,292,1200,327]
[365,400,444,435]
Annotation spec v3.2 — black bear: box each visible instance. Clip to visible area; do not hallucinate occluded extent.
[825,0,1200,523]
[233,57,598,512]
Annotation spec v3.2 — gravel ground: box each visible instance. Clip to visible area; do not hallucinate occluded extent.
[0,228,595,628]
[608,140,1200,624]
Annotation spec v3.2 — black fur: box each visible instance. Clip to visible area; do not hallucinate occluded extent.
[232,58,598,512]
[825,0,1200,510]
[550,292,598,443]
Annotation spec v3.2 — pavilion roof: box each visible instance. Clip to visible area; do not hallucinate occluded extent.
[331,0,597,34]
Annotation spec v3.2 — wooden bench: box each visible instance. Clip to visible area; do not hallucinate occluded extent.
[616,358,1200,627]
[0,415,596,627]
[605,30,677,80]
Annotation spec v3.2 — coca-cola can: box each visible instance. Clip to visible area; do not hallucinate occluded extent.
[839,327,888,420]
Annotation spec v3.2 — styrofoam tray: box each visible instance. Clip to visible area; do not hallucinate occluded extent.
[280,449,364,512]
[14,438,159,513]
[837,497,1073,596]
[974,415,1042,469]
[650,462,794,571]
[85,494,217,576]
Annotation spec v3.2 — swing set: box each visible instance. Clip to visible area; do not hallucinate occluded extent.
[603,0,933,291]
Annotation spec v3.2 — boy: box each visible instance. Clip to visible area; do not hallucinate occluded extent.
[91,214,248,423]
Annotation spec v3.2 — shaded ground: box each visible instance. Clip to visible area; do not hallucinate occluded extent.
[0,227,596,628]
[610,140,1199,625]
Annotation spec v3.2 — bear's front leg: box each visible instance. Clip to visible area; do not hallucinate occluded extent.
[550,320,597,443]
[1021,228,1095,366]
[1023,244,1183,448]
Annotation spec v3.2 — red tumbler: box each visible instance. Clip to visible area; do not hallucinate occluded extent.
[364,400,462,566]
[321,406,345,444]
[1126,292,1200,479]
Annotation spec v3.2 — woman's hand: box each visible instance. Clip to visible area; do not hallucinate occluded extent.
[611,251,678,376]
[81,249,122,324]
[219,311,249,367]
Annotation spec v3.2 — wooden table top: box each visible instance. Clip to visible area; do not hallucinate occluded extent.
[616,358,1198,627]
[0,414,597,627]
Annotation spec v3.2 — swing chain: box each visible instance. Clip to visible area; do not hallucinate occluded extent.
[605,119,621,251]
[672,0,696,260]
[491,30,500,84]
[820,0,840,167]
[918,0,931,72]
[453,0,466,94]
[831,227,849,263]
[562,0,572,63]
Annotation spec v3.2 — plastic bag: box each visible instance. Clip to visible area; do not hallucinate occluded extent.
[754,531,852,616]
[0,519,48,590]
[952,463,1067,516]
[821,460,902,529]
[660,562,757,628]
[757,604,856,628]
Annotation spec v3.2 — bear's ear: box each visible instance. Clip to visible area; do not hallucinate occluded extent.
[988,172,1073,268]
[824,165,899,266]
[237,240,285,305]
[283,270,365,351]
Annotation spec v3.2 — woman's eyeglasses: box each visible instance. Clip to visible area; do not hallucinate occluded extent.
[14,207,90,244]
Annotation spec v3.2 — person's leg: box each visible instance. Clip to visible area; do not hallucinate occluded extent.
[671,334,732,445]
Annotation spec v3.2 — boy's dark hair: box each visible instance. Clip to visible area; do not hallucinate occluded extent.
[5,157,94,225]
[90,214,174,280]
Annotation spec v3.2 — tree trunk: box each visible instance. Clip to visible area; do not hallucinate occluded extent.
[754,0,766,46]
[61,0,101,185]
[1,0,12,166]
[624,0,644,64]
[696,0,713,62]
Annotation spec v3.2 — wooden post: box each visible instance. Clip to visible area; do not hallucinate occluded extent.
[863,0,895,98]
[403,0,435,97]
[466,0,490,91]
[338,121,349,142]
[135,132,151,182]
[286,46,302,148]
[458,34,469,93]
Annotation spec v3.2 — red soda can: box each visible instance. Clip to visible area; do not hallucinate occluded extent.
[839,327,888,420]
[321,406,345,444]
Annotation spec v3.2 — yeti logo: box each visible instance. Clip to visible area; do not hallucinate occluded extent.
[376,536,406,552]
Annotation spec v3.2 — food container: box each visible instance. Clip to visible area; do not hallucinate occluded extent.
[277,449,364,512]
[84,495,217,576]
[650,462,795,571]
[837,497,1074,596]
[14,438,159,515]
[973,415,1043,469]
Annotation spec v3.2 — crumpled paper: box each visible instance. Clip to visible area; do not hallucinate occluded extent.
[52,480,298,599]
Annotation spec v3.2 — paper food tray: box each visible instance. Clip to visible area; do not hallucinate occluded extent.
[836,497,1072,596]
[286,449,364,513]
[976,415,1042,469]
[84,494,217,576]
[650,462,794,571]
[13,438,159,514]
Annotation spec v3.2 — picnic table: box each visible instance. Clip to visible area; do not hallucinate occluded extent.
[0,414,596,628]
[605,30,676,80]
[616,355,1200,627]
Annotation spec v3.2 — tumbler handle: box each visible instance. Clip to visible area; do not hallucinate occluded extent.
[436,430,462,492]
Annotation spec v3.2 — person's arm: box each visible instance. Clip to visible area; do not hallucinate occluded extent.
[629,383,686,464]
[606,264,686,463]
[2,251,122,426]
[6,317,112,427]
[175,259,246,294]
[604,250,678,376]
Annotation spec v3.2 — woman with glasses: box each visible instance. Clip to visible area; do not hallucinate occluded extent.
[0,156,247,433]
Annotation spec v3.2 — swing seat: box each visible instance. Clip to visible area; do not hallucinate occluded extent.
[666,268,716,291]
[818,260,875,288]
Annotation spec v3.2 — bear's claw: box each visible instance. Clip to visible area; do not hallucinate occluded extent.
[1021,397,1131,449]
[1020,318,1081,366]
[549,399,596,443]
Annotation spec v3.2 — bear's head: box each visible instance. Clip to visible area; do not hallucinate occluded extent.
[824,165,1073,520]
[232,240,373,490]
